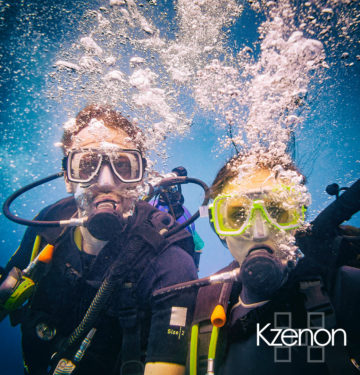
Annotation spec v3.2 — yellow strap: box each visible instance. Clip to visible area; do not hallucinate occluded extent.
[30,235,42,262]
[74,227,82,251]
[189,324,199,375]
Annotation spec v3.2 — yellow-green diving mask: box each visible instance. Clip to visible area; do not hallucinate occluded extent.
[209,186,307,237]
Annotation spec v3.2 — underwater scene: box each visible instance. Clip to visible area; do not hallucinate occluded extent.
[1,0,360,373]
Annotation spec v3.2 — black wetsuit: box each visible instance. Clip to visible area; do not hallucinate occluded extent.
[5,197,198,375]
[191,258,360,375]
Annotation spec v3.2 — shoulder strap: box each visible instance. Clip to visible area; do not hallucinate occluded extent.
[298,277,336,328]
[109,203,185,374]
[188,263,237,375]
[298,276,357,374]
[331,266,360,373]
[132,200,196,263]
[37,197,77,245]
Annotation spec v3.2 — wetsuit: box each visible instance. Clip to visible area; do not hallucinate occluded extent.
[5,197,198,375]
[190,257,360,375]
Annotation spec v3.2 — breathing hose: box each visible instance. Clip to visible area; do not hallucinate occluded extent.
[153,268,240,297]
[65,278,114,349]
[3,172,64,227]
[2,174,209,236]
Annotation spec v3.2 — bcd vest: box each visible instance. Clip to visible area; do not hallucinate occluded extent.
[187,261,358,375]
[16,197,195,375]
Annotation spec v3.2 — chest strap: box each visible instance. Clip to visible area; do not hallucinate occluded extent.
[189,281,233,375]
[118,308,144,375]
[299,278,336,329]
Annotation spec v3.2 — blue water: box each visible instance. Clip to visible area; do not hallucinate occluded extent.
[1,1,359,373]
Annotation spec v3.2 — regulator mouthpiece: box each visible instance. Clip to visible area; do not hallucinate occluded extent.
[86,208,126,241]
[240,249,287,302]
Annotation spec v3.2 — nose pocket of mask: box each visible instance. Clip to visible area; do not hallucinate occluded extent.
[251,210,268,240]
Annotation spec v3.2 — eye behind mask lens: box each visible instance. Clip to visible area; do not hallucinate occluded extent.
[265,203,299,225]
[78,153,101,180]
[226,206,248,229]
[112,154,132,180]
[70,152,101,181]
[112,152,141,181]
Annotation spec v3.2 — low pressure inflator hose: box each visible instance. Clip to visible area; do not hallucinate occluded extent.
[153,268,240,297]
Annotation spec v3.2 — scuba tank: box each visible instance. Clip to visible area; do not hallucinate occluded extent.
[149,167,205,268]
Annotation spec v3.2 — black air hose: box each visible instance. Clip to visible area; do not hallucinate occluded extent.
[3,172,64,227]
[65,277,114,348]
[146,176,210,238]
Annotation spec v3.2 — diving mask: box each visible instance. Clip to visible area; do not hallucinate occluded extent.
[209,186,307,237]
[63,148,144,184]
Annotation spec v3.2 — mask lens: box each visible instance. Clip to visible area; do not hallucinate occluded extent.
[111,151,142,182]
[69,151,101,182]
[263,194,301,227]
[226,205,248,229]
[215,196,251,234]
[265,203,292,224]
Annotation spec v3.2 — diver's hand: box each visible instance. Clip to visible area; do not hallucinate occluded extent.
[144,362,185,375]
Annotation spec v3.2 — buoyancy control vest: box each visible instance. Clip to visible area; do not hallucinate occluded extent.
[15,197,195,375]
[187,260,360,375]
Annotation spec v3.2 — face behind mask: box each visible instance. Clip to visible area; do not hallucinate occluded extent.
[212,172,308,303]
[226,213,294,303]
[71,153,140,241]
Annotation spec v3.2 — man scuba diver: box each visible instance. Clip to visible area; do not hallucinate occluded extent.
[0,104,198,375]
[187,152,360,375]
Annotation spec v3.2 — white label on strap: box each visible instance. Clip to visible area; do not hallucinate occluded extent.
[199,205,209,218]
[170,306,187,327]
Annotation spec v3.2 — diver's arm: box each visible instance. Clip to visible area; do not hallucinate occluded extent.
[144,362,185,375]
[140,245,197,373]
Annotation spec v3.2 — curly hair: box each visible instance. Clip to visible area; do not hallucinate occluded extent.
[61,104,144,153]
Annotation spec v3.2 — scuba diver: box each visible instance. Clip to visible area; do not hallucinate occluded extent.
[183,152,360,375]
[0,104,198,375]
[152,166,204,270]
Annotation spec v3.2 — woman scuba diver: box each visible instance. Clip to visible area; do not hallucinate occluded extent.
[186,151,360,375]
